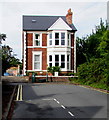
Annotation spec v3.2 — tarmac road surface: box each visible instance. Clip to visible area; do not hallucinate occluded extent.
[12,83,108,119]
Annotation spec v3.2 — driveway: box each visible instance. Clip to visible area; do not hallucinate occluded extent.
[12,83,108,119]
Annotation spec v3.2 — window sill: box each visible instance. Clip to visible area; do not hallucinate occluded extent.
[33,46,42,47]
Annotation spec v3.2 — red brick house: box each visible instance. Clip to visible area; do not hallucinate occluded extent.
[22,9,77,75]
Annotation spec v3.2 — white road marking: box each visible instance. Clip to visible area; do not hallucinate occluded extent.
[53,98,60,104]
[16,85,23,101]
[68,111,74,117]
[61,105,66,109]
[42,98,54,100]
[20,85,23,101]
[16,85,20,101]
[54,98,56,101]
[43,98,75,117]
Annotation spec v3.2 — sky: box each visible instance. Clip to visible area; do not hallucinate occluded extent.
[0,0,108,61]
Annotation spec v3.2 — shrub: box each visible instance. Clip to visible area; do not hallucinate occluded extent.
[47,66,61,75]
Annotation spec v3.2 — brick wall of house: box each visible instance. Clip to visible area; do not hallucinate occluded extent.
[42,34,47,46]
[26,48,32,70]
[71,34,74,47]
[71,48,74,71]
[26,48,47,71]
[26,33,33,46]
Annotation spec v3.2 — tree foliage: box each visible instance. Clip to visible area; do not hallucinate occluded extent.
[2,45,21,75]
[76,19,108,66]
[47,66,61,75]
[0,33,6,44]
[75,19,109,90]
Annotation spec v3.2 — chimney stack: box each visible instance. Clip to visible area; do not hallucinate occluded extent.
[66,8,73,24]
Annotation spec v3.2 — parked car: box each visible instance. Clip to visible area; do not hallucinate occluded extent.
[3,72,13,76]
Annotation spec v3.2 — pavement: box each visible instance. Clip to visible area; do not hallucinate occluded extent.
[12,83,108,119]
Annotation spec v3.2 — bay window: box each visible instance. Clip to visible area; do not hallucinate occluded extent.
[67,55,70,70]
[49,55,52,67]
[55,55,59,66]
[49,33,52,45]
[67,33,70,46]
[61,55,65,68]
[55,33,59,45]
[61,33,65,45]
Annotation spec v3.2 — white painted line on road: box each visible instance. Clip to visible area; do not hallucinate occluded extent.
[16,85,20,101]
[20,85,23,101]
[54,98,56,101]
[42,98,75,117]
[61,105,66,109]
[54,98,75,117]
[68,111,74,117]
[42,98,54,101]
[56,101,60,104]
[53,98,60,104]
[16,85,23,101]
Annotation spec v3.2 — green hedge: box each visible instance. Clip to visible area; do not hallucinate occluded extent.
[70,58,109,90]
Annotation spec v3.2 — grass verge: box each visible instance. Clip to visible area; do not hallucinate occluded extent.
[69,78,109,92]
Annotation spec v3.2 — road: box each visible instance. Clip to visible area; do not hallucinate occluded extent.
[12,83,108,119]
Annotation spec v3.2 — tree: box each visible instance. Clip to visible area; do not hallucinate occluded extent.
[76,19,108,67]
[0,33,6,44]
[2,45,21,75]
[76,19,109,90]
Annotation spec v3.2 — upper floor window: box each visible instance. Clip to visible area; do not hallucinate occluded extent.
[48,31,71,46]
[61,33,65,45]
[55,33,59,45]
[34,33,40,46]
[49,33,52,45]
[67,33,70,46]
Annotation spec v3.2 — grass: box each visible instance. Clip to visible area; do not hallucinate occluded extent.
[69,78,109,91]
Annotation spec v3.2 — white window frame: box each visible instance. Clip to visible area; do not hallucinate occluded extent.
[49,32,52,46]
[61,54,65,68]
[61,33,65,45]
[32,51,42,71]
[55,54,59,66]
[67,54,70,70]
[49,55,52,67]
[67,32,71,47]
[48,52,70,71]
[47,31,72,47]
[33,33,42,47]
[55,33,59,45]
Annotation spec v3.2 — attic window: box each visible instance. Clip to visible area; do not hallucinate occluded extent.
[32,20,36,23]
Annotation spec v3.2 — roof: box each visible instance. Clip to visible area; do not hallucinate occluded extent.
[23,16,77,31]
